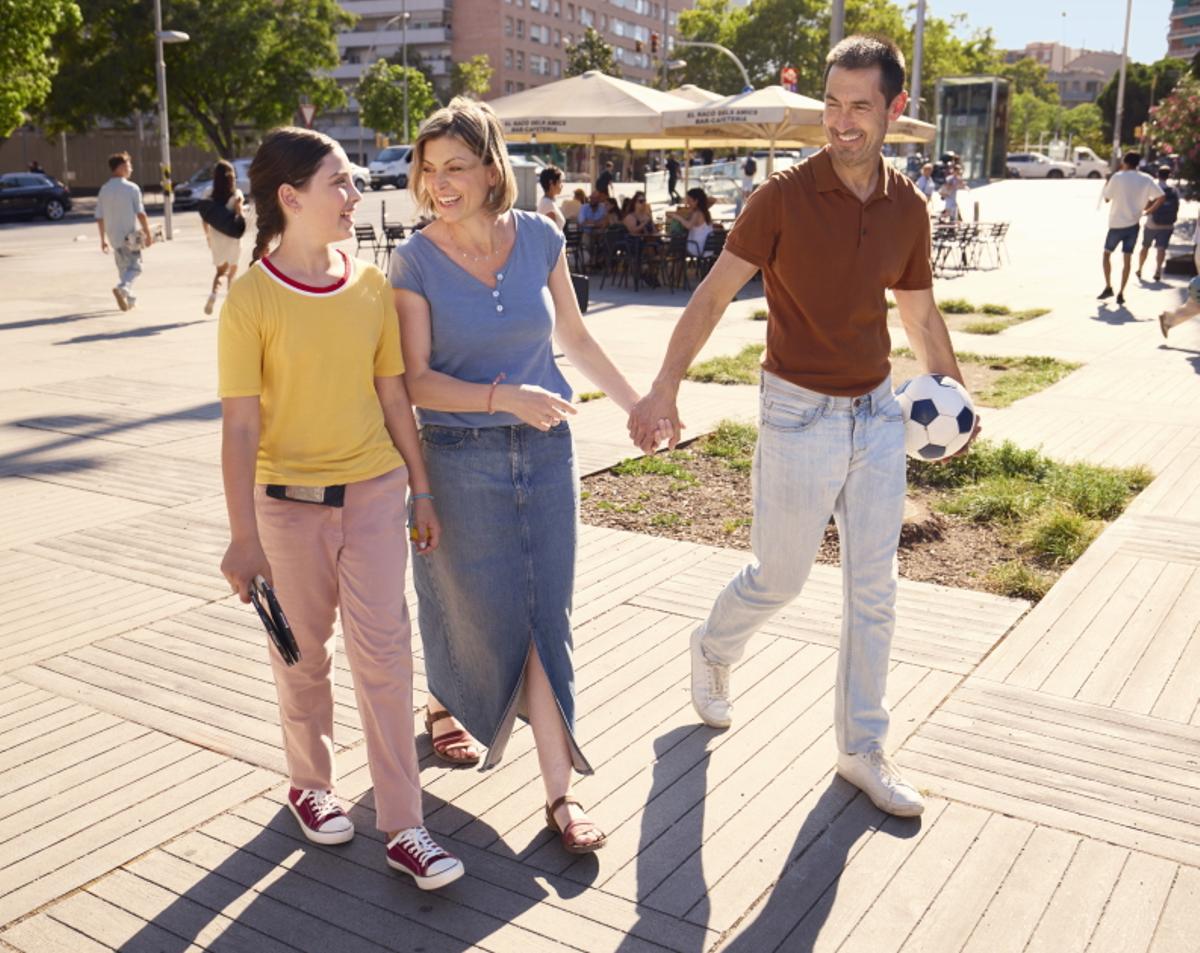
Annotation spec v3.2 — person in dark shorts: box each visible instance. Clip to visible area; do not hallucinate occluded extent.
[1100,152,1163,305]
[1137,166,1179,282]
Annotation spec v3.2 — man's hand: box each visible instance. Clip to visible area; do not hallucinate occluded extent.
[944,413,982,461]
[629,384,684,453]
[100,238,109,253]
[142,230,153,248]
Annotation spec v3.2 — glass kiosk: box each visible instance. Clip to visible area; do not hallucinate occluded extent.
[934,76,1010,181]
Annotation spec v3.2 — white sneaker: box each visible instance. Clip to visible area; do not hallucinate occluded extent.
[690,628,732,728]
[124,292,137,309]
[204,292,217,315]
[836,749,925,817]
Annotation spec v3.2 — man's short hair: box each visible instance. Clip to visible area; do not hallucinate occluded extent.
[825,34,906,105]
[1158,165,1171,179]
[108,151,131,172]
[1122,151,1141,169]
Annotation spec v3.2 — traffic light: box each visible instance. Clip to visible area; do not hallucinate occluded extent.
[650,32,659,55]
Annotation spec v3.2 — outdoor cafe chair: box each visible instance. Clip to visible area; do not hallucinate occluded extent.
[563,221,585,273]
[354,224,384,266]
[598,225,632,290]
[659,232,691,293]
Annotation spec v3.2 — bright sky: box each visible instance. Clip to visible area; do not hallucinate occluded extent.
[932,0,1177,64]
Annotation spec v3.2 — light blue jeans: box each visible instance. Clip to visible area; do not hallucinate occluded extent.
[113,246,142,290]
[699,371,907,754]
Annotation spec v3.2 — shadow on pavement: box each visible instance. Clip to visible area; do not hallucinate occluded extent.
[55,321,207,345]
[1089,303,1139,325]
[0,310,110,332]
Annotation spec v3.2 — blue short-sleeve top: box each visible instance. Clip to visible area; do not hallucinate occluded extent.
[389,209,570,428]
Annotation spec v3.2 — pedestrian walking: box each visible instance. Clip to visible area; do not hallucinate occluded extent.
[666,153,681,204]
[914,162,936,201]
[596,160,615,197]
[938,161,965,222]
[200,159,246,315]
[629,35,973,820]
[390,97,668,854]
[218,126,464,891]
[1137,165,1179,283]
[537,164,566,231]
[95,151,152,311]
[741,153,758,200]
[1100,152,1164,306]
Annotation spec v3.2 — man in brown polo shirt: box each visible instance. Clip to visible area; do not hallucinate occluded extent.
[629,35,970,818]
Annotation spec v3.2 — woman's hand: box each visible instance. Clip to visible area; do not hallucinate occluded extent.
[221,537,271,603]
[409,497,441,553]
[497,384,578,431]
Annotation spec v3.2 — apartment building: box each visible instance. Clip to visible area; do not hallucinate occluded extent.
[1168,0,1200,58]
[325,0,691,161]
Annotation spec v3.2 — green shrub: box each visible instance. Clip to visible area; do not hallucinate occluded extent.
[702,420,758,470]
[1049,464,1135,520]
[686,343,765,384]
[988,562,1053,600]
[578,391,606,402]
[1026,507,1100,565]
[980,303,1011,315]
[750,308,769,321]
[938,475,1048,523]
[963,320,1006,335]
[939,298,975,314]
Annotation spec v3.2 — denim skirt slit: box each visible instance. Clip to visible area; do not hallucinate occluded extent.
[412,421,591,773]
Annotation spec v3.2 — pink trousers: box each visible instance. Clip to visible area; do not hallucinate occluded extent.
[255,467,421,832]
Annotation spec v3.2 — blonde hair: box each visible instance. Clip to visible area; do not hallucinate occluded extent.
[409,97,517,218]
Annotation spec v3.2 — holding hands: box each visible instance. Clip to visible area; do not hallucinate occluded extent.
[628,384,683,454]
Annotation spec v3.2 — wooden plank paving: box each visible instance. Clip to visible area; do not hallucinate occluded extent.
[0,476,157,548]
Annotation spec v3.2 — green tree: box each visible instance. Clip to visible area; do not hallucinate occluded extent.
[565,26,621,78]
[1060,102,1105,154]
[996,56,1059,102]
[1096,58,1188,148]
[1006,90,1059,150]
[355,59,437,142]
[451,54,493,99]
[0,0,80,139]
[44,0,350,157]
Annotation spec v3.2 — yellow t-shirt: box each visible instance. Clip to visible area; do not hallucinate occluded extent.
[218,251,405,486]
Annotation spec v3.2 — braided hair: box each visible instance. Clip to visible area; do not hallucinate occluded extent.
[247,127,335,262]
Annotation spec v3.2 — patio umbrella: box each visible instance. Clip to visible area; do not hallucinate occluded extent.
[489,70,700,183]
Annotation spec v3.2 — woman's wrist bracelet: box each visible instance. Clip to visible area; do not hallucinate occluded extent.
[487,372,507,414]
[410,492,435,502]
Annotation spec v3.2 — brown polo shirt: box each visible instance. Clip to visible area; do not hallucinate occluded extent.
[725,147,933,396]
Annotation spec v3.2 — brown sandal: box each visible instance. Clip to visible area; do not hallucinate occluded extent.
[545,795,607,854]
[424,708,481,766]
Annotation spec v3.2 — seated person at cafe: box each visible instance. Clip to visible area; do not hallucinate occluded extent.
[622,192,658,237]
[562,187,588,221]
[665,187,714,257]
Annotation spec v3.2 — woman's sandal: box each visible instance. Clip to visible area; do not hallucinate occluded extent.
[424,708,482,766]
[545,795,607,854]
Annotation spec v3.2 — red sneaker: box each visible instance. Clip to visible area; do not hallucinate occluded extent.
[386,826,464,890]
[287,787,354,845]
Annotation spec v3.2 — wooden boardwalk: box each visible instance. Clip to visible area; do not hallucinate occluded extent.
[4,207,1200,949]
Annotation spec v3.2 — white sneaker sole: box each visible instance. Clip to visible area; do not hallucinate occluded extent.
[690,630,732,728]
[388,856,465,890]
[287,800,355,845]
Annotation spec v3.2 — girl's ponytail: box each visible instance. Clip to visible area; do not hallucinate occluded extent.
[247,126,336,262]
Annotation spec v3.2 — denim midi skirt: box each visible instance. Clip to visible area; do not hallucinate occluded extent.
[413,421,591,772]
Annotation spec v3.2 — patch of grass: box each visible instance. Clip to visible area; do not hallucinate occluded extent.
[595,499,616,511]
[723,516,753,534]
[962,307,1051,335]
[938,474,1048,523]
[980,303,1011,315]
[911,439,1053,489]
[1025,507,1100,566]
[651,511,687,527]
[970,354,1080,408]
[962,320,1008,335]
[580,490,591,501]
[613,452,696,483]
[1013,307,1051,320]
[750,308,769,321]
[1048,462,1152,520]
[939,298,975,314]
[987,562,1054,601]
[577,390,606,402]
[686,343,765,384]
[701,419,758,471]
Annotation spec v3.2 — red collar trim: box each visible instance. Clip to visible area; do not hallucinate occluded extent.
[259,250,351,294]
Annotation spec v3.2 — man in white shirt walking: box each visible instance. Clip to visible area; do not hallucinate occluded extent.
[1100,152,1163,306]
[96,151,153,311]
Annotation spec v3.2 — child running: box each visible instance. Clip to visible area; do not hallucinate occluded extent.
[217,126,463,891]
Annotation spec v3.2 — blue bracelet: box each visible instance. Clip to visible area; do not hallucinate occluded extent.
[410,492,435,502]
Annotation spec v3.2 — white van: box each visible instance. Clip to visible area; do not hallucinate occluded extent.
[368,145,412,190]
[1072,147,1108,179]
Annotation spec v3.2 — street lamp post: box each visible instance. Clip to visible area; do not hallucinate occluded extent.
[910,0,926,120]
[1111,0,1133,170]
[357,9,412,161]
[831,0,845,47]
[153,0,188,240]
[673,39,752,92]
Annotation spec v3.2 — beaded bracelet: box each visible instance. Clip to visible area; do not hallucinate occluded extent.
[410,493,435,502]
[487,372,507,414]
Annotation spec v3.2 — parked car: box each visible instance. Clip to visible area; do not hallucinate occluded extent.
[0,172,72,221]
[174,158,252,209]
[1005,152,1077,179]
[369,145,412,190]
[349,161,370,193]
[1071,147,1108,179]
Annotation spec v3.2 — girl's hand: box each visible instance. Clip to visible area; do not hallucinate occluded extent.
[499,384,577,431]
[221,537,271,603]
[409,497,441,553]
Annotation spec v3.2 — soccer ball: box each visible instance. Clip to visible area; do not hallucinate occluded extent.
[1189,275,1200,305]
[896,374,977,461]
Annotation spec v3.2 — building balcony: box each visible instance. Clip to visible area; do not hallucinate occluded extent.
[339,27,449,49]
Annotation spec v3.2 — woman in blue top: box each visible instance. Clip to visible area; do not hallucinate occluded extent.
[391,98,666,854]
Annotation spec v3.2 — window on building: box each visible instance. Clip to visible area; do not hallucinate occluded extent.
[553,29,561,44]
[505,16,513,35]
[580,8,593,26]
[553,1,561,15]
[567,3,575,20]
[506,80,515,93]
[505,48,513,67]
[554,59,562,76]
[516,50,525,70]
[516,18,524,37]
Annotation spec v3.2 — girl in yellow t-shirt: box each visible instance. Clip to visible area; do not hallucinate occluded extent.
[217,126,463,891]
